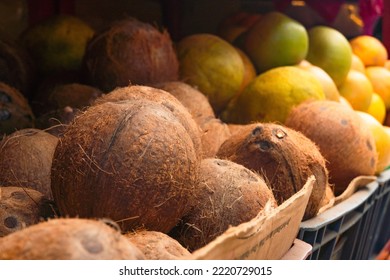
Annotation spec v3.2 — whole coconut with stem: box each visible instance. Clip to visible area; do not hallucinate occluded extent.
[125,230,192,260]
[0,82,34,136]
[169,158,277,252]
[216,123,328,220]
[285,100,377,195]
[51,99,200,233]
[0,218,145,260]
[0,128,58,199]
[82,17,179,92]
[0,186,57,237]
[93,85,203,160]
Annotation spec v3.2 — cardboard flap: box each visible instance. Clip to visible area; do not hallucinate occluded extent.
[334,175,377,204]
[190,176,315,260]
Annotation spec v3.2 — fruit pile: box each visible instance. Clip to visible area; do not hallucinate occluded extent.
[0,9,389,260]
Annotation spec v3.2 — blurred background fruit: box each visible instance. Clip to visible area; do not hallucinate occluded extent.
[306,25,352,87]
[177,33,245,115]
[19,14,94,76]
[338,69,374,112]
[243,11,308,73]
[367,92,386,124]
[350,35,388,67]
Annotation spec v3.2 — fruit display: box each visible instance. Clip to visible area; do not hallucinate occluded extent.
[0,2,389,261]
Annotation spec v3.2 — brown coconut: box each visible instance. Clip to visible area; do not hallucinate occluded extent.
[34,106,78,137]
[32,82,103,117]
[0,82,34,136]
[51,99,200,233]
[153,81,216,125]
[93,85,203,160]
[82,17,179,92]
[216,123,328,220]
[125,230,192,260]
[169,158,277,252]
[199,117,232,158]
[0,128,58,199]
[0,39,36,99]
[285,100,377,195]
[0,218,145,260]
[0,186,57,237]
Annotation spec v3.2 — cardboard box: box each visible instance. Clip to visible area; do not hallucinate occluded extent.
[188,176,315,260]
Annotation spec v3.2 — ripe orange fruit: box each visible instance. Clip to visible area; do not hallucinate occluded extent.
[351,53,365,73]
[338,69,374,112]
[365,66,390,110]
[350,35,388,67]
[357,111,390,174]
[367,93,386,124]
[297,61,340,101]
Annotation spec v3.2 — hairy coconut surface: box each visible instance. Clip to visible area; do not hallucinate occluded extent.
[93,85,203,160]
[32,82,102,117]
[153,81,216,125]
[51,99,200,233]
[0,128,58,199]
[82,17,179,92]
[0,218,145,260]
[200,117,232,158]
[0,186,57,237]
[0,39,36,99]
[125,230,192,260]
[0,82,34,136]
[169,158,277,252]
[285,100,377,195]
[216,123,328,220]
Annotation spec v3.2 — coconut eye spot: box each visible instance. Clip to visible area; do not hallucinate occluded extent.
[251,126,263,136]
[0,109,11,120]
[366,139,373,151]
[341,119,348,126]
[81,237,103,254]
[4,216,18,228]
[256,140,272,151]
[0,91,11,103]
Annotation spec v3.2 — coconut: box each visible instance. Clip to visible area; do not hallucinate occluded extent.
[0,39,36,99]
[169,158,277,252]
[285,100,377,195]
[51,99,200,233]
[93,85,203,160]
[0,82,34,136]
[199,117,232,158]
[34,106,78,137]
[0,128,58,199]
[82,17,179,92]
[125,230,192,260]
[153,81,216,125]
[0,186,57,237]
[216,123,328,220]
[32,82,102,117]
[0,218,145,260]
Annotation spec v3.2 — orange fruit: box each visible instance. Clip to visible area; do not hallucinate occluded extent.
[235,47,257,93]
[384,60,390,71]
[351,53,365,73]
[365,66,390,110]
[357,111,390,174]
[220,66,325,124]
[339,95,353,109]
[306,26,352,87]
[243,11,308,73]
[367,93,386,124]
[350,35,388,67]
[338,69,374,112]
[297,61,340,101]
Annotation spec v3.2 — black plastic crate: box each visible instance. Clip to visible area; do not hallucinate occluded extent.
[370,169,390,257]
[297,181,379,260]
